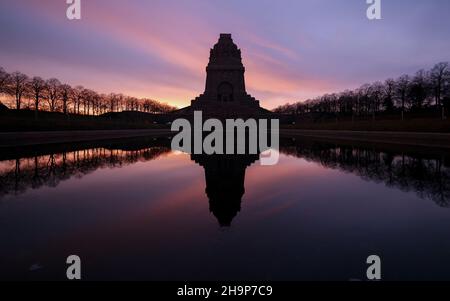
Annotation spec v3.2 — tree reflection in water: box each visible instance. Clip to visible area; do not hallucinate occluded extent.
[0,137,172,198]
[280,138,450,207]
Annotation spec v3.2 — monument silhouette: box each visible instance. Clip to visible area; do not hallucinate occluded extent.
[172,34,273,226]
[175,33,271,118]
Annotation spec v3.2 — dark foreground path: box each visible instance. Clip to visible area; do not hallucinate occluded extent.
[282,129,450,148]
[0,129,172,147]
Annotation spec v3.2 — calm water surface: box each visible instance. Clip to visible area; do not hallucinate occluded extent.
[0,137,449,280]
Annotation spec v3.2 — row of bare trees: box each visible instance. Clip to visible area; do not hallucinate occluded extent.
[274,62,450,120]
[0,67,177,117]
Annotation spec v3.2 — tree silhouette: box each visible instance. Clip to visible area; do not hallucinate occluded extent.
[73,85,84,114]
[60,84,73,115]
[395,74,410,120]
[383,78,395,113]
[45,78,61,112]
[430,62,449,119]
[7,71,28,110]
[409,70,429,110]
[0,67,9,95]
[28,76,47,119]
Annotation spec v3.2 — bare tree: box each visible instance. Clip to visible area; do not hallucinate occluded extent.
[29,77,47,118]
[370,82,384,120]
[383,78,395,113]
[430,62,449,106]
[91,91,101,115]
[108,93,124,113]
[116,94,125,112]
[72,85,84,114]
[60,84,73,115]
[7,72,29,110]
[357,84,372,116]
[99,94,109,114]
[409,70,429,110]
[46,78,62,112]
[395,75,410,120]
[81,89,96,115]
[430,62,449,119]
[0,67,10,96]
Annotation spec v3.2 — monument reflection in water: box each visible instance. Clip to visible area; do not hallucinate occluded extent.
[192,153,259,227]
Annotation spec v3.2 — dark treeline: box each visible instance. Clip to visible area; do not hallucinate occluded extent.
[0,66,177,116]
[274,62,450,121]
[281,138,450,207]
[0,146,171,198]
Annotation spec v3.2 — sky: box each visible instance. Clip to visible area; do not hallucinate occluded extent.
[0,0,449,109]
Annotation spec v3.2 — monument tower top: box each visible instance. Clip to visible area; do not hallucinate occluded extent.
[204,33,246,101]
[174,33,271,116]
[189,34,261,114]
